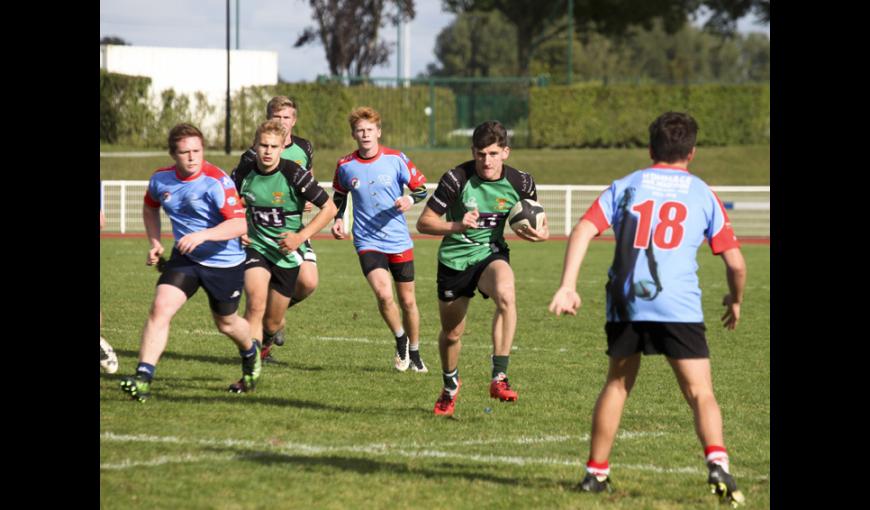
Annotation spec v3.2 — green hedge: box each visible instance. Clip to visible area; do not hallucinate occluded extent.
[529,83,770,148]
[100,69,153,144]
[231,83,353,150]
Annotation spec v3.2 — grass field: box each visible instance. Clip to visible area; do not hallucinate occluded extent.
[100,145,770,185]
[100,237,770,509]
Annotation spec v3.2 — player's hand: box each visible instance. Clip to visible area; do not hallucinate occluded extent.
[394,195,413,212]
[721,294,741,330]
[331,219,346,239]
[303,201,313,213]
[548,287,581,316]
[516,215,550,242]
[146,243,165,266]
[278,231,303,254]
[459,208,479,231]
[240,233,251,246]
[176,231,208,255]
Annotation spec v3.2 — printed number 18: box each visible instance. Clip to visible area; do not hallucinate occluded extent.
[631,200,687,249]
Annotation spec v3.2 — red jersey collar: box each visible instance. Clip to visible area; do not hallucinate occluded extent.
[353,147,383,164]
[175,167,202,181]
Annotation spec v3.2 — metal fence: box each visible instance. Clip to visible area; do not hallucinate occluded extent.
[101,181,770,238]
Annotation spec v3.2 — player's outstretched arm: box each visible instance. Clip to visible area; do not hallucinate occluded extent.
[720,247,747,330]
[548,219,598,316]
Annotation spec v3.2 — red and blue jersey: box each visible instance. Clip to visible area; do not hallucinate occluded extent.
[144,161,246,267]
[582,165,739,323]
[332,147,426,253]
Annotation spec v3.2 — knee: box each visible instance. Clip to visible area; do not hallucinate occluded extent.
[398,294,417,312]
[441,326,464,344]
[492,286,516,312]
[214,316,238,336]
[375,290,395,308]
[246,295,267,315]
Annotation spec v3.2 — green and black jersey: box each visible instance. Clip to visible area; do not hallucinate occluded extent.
[282,135,313,171]
[231,158,328,268]
[426,161,538,271]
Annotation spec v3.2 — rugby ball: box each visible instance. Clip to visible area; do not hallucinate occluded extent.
[507,199,545,234]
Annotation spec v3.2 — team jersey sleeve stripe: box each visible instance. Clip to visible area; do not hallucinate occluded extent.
[581,196,610,234]
[144,191,160,208]
[708,190,740,254]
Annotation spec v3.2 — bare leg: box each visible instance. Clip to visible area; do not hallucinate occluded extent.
[138,284,188,366]
[395,280,420,348]
[476,260,516,356]
[437,297,470,373]
[588,353,642,463]
[667,357,725,449]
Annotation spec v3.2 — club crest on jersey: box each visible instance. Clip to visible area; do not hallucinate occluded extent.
[272,192,284,204]
[351,177,360,189]
[162,191,172,203]
[464,197,478,210]
[227,196,237,206]
[495,198,509,211]
[379,174,392,186]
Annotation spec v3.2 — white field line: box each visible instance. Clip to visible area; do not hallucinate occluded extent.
[100,431,767,481]
[99,327,574,353]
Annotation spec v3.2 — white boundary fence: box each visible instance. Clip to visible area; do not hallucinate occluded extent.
[101,181,770,238]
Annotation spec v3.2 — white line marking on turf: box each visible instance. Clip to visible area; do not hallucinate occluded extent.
[101,431,765,480]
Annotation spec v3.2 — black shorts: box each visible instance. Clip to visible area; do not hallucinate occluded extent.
[358,249,414,282]
[157,249,244,316]
[437,251,510,302]
[301,239,317,263]
[244,248,301,299]
[605,321,709,359]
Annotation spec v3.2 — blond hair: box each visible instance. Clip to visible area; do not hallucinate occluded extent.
[253,119,287,146]
[266,96,297,118]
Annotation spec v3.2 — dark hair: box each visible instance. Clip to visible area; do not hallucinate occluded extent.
[168,123,204,154]
[472,120,509,149]
[649,112,698,163]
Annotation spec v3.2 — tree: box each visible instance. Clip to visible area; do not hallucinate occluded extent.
[442,0,770,75]
[423,10,518,77]
[100,35,130,45]
[294,0,415,78]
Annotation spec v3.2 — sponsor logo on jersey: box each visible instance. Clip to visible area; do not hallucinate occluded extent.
[227,196,237,206]
[379,174,392,186]
[252,206,285,227]
[230,290,241,298]
[162,191,172,202]
[464,197,478,210]
[272,192,284,204]
[351,177,360,189]
[495,198,509,211]
[222,176,234,188]
[444,290,454,298]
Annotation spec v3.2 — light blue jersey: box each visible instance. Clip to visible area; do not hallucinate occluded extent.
[332,147,427,253]
[144,162,246,267]
[582,165,739,323]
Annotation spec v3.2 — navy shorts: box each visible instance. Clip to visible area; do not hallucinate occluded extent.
[437,251,510,302]
[244,247,301,299]
[157,249,244,316]
[605,321,709,359]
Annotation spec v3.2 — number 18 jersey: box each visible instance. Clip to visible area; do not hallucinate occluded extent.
[581,165,739,323]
